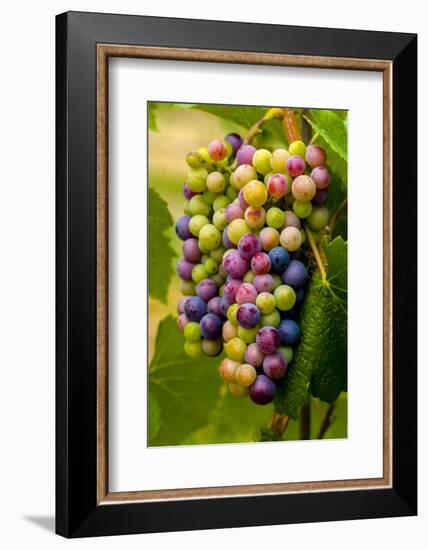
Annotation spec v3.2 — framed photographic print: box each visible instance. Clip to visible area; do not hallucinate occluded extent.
[56,11,417,538]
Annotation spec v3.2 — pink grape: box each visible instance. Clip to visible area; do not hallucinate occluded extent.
[244,343,265,367]
[183,238,202,263]
[177,259,196,281]
[223,278,241,303]
[235,283,258,305]
[226,203,244,223]
[207,296,223,316]
[208,139,227,161]
[238,188,249,209]
[254,274,274,292]
[305,144,326,168]
[286,155,306,177]
[251,252,271,275]
[267,173,289,199]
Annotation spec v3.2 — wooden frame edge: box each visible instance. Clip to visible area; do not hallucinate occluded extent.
[96,43,393,505]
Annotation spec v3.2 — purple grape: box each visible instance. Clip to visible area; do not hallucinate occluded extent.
[225,133,243,155]
[222,225,237,249]
[238,233,261,260]
[236,144,256,166]
[223,278,241,303]
[177,297,188,314]
[263,352,287,379]
[281,260,307,289]
[249,375,276,405]
[176,258,196,281]
[238,188,249,209]
[278,319,300,345]
[254,274,274,293]
[244,343,265,367]
[256,326,280,354]
[311,166,331,190]
[175,215,192,241]
[184,296,207,322]
[311,189,328,206]
[226,203,244,223]
[183,237,202,263]
[199,313,222,339]
[220,296,231,316]
[251,252,271,275]
[268,246,290,273]
[295,288,305,304]
[182,182,198,200]
[223,250,249,279]
[207,296,223,316]
[196,279,218,301]
[237,303,261,328]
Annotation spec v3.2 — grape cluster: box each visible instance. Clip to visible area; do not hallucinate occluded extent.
[176,133,330,405]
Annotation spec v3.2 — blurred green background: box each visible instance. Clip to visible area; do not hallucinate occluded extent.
[147,103,347,446]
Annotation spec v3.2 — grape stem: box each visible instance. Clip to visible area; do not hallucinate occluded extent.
[269,412,290,437]
[328,198,348,235]
[317,401,336,439]
[304,224,327,282]
[309,132,319,145]
[244,107,284,145]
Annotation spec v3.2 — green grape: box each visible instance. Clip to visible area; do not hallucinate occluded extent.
[187,167,208,192]
[256,292,276,314]
[179,279,196,296]
[264,170,274,184]
[306,205,329,231]
[233,164,257,189]
[197,147,213,164]
[184,321,201,342]
[270,148,290,173]
[227,186,239,201]
[274,285,296,311]
[184,340,203,358]
[228,218,251,244]
[293,200,312,219]
[192,264,209,284]
[271,273,282,290]
[227,303,240,326]
[288,140,306,158]
[207,171,226,193]
[279,345,293,363]
[280,226,302,251]
[211,273,224,286]
[189,214,209,237]
[203,189,218,205]
[204,257,218,274]
[235,364,257,387]
[198,224,222,250]
[242,180,268,208]
[252,149,272,175]
[210,245,226,263]
[224,337,247,361]
[260,309,281,328]
[243,270,256,284]
[189,195,211,217]
[186,151,204,168]
[213,195,231,211]
[238,324,260,344]
[202,338,222,356]
[266,207,285,229]
[213,208,228,231]
[183,199,191,215]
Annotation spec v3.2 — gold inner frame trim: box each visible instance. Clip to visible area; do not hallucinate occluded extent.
[96,44,393,505]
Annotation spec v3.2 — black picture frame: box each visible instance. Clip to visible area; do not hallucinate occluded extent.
[56,10,417,538]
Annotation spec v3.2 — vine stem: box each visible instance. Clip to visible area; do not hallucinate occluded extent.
[317,401,336,439]
[309,132,319,144]
[304,224,327,282]
[244,107,284,144]
[329,197,348,235]
[282,108,302,142]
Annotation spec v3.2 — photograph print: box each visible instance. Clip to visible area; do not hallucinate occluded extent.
[147,102,348,447]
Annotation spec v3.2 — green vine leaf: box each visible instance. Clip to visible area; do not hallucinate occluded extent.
[148,316,223,446]
[148,187,177,303]
[274,237,347,418]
